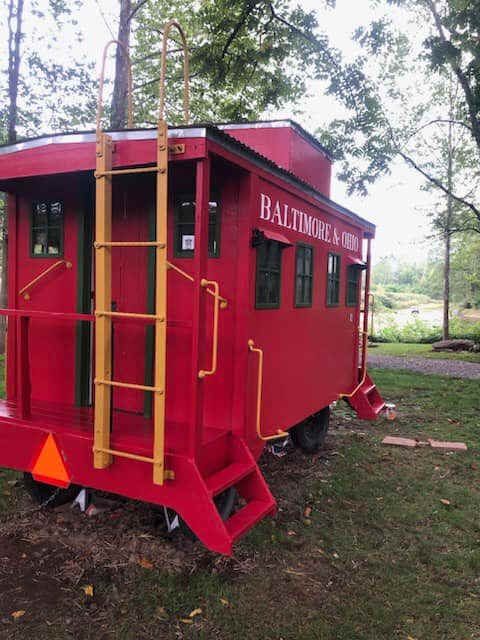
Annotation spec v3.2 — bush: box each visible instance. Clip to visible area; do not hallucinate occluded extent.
[372,315,480,344]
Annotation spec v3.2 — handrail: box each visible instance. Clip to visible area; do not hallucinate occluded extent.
[96,40,133,138]
[166,261,228,308]
[338,330,368,400]
[18,260,72,300]
[369,292,375,336]
[198,279,220,379]
[159,20,190,124]
[248,339,289,441]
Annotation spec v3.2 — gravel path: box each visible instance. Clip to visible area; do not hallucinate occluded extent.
[368,353,480,379]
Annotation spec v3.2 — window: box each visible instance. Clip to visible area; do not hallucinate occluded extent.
[174,196,220,258]
[31,200,64,257]
[346,265,360,306]
[295,244,313,307]
[256,240,283,309]
[326,253,341,306]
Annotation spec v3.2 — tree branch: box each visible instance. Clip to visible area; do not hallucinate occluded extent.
[267,1,336,65]
[426,0,480,157]
[397,149,480,221]
[127,0,149,24]
[407,118,473,142]
[221,1,259,60]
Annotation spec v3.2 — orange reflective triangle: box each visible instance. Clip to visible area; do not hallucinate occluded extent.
[32,433,70,488]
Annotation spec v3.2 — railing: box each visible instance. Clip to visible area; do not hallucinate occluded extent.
[248,339,289,441]
[166,263,227,379]
[339,238,372,400]
[18,260,72,300]
[0,308,94,419]
[199,279,220,379]
[166,261,227,308]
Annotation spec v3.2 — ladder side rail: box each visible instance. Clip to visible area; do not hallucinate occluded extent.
[187,157,211,458]
[361,237,372,378]
[152,120,168,485]
[96,40,133,134]
[93,133,113,470]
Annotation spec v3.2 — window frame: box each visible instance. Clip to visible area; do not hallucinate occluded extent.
[326,252,341,307]
[346,264,360,307]
[255,239,284,310]
[294,243,314,308]
[30,199,64,259]
[173,193,221,259]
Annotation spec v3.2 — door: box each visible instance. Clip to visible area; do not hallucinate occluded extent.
[15,177,81,406]
[111,175,155,414]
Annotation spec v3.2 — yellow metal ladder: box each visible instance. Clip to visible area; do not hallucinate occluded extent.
[92,23,190,485]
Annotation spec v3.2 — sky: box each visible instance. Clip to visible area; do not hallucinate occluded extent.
[7,0,435,264]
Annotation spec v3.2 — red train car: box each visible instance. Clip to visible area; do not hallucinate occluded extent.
[0,115,384,554]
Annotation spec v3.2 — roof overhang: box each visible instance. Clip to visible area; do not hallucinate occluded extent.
[0,125,376,235]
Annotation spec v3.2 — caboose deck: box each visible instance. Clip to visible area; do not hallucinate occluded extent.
[0,398,226,458]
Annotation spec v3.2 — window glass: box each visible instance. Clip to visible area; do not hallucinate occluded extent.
[256,239,283,308]
[326,252,341,306]
[295,244,313,307]
[174,196,220,258]
[31,200,64,257]
[346,265,360,306]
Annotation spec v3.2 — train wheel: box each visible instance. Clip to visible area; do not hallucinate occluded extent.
[23,473,81,508]
[164,487,237,539]
[290,407,330,454]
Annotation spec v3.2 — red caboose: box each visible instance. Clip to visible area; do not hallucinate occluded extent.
[0,47,384,553]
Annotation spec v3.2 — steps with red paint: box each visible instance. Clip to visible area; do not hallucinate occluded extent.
[225,500,276,541]
[197,435,276,552]
[205,461,255,497]
[347,371,385,421]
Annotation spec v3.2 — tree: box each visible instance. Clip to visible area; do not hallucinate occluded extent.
[110,0,149,129]
[0,0,25,352]
[314,0,480,222]
[0,0,97,351]
[107,0,344,127]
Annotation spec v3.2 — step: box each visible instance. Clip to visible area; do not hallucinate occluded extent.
[362,382,376,396]
[225,500,275,542]
[370,400,386,416]
[205,462,255,497]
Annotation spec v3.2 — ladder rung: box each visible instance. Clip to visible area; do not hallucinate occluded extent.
[92,447,175,479]
[95,167,165,178]
[94,378,164,393]
[94,241,166,248]
[95,310,165,321]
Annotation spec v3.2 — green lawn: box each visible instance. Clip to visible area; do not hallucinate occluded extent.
[1,367,480,638]
[369,341,480,363]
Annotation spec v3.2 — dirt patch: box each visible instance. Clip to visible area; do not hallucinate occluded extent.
[0,536,70,621]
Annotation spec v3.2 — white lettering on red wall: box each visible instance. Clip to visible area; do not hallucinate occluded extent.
[260,193,359,252]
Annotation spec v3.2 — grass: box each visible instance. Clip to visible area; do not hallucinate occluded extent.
[369,341,480,363]
[1,367,480,638]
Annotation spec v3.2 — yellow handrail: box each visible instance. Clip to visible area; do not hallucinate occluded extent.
[96,40,133,137]
[199,279,220,379]
[166,261,228,308]
[248,339,289,441]
[159,20,190,124]
[19,260,72,300]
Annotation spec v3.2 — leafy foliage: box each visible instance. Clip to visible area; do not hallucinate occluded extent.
[131,0,330,124]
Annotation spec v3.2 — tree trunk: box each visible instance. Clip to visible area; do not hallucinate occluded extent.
[1,0,25,353]
[110,0,132,130]
[443,213,451,340]
[443,88,454,341]
[7,0,24,145]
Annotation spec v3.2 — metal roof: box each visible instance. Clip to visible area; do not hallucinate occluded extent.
[0,123,375,233]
